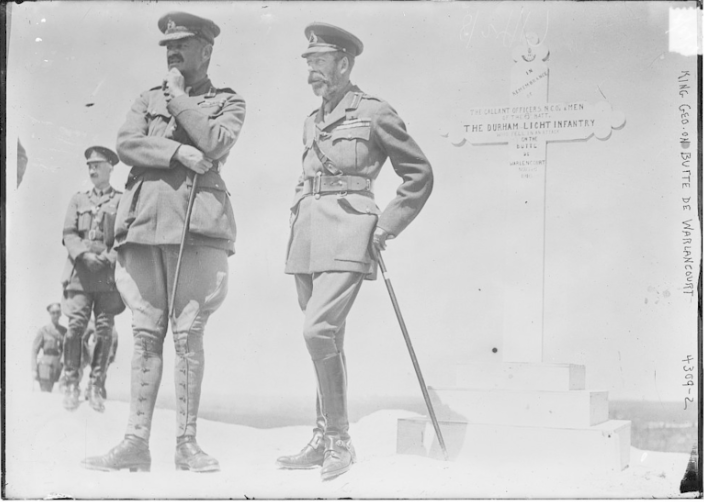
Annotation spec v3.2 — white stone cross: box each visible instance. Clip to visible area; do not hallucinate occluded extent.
[444,34,625,363]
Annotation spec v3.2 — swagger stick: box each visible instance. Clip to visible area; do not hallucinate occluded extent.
[376,251,449,461]
[169,173,200,317]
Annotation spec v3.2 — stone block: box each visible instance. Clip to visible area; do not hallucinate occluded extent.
[397,417,631,471]
[430,387,609,428]
[455,362,586,391]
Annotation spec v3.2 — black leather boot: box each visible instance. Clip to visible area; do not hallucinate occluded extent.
[62,382,80,411]
[88,319,113,408]
[321,435,356,481]
[314,353,355,480]
[62,328,83,411]
[175,435,220,473]
[276,429,325,469]
[81,435,151,472]
[87,384,105,413]
[277,390,326,469]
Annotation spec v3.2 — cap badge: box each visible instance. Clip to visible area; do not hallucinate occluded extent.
[167,18,176,31]
[309,32,318,44]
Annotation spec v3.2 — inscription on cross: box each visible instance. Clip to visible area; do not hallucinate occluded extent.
[444,34,625,363]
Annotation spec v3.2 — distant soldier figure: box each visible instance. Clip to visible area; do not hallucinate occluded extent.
[82,12,245,473]
[32,303,67,392]
[61,146,125,413]
[278,23,433,480]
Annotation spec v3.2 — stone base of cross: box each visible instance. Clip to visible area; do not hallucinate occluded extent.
[443,34,625,362]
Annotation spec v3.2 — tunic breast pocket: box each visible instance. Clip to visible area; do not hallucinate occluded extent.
[77,206,93,232]
[330,124,371,172]
[199,100,225,117]
[146,110,172,138]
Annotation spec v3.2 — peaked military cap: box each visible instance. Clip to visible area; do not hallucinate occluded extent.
[84,146,119,166]
[158,12,220,46]
[302,22,363,58]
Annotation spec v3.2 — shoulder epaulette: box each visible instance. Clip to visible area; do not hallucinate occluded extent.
[149,84,162,91]
[308,108,318,117]
[216,87,237,95]
[361,93,383,103]
[347,92,364,111]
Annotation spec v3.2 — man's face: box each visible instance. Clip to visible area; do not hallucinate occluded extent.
[166,37,210,77]
[87,160,112,188]
[306,52,344,99]
[48,307,61,324]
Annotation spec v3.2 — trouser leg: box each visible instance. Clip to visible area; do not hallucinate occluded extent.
[61,291,93,384]
[296,272,364,441]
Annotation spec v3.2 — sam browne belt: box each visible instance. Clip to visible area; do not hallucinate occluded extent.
[302,173,373,199]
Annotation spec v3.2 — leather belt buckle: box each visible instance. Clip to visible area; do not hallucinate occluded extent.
[313,172,322,199]
[336,178,348,197]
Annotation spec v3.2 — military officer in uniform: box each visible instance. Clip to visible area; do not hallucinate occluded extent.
[32,303,67,392]
[277,23,433,480]
[61,146,125,412]
[81,12,245,474]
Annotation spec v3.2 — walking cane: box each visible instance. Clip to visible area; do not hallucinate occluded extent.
[376,250,449,461]
[169,173,199,317]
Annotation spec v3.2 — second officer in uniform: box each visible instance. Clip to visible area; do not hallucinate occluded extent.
[60,146,125,412]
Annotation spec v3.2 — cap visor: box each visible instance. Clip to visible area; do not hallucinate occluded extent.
[301,46,339,58]
[158,32,196,46]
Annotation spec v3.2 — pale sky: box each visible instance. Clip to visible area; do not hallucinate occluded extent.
[5,1,700,417]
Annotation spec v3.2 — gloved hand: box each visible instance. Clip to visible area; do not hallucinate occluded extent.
[371,227,394,254]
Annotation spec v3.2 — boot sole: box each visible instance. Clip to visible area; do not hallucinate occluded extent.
[321,463,353,481]
[82,462,151,473]
[275,461,322,470]
[175,463,220,473]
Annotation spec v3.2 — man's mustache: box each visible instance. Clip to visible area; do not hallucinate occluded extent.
[308,73,328,85]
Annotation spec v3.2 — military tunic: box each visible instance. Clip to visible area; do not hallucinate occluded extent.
[114,77,245,254]
[285,83,434,277]
[61,186,123,292]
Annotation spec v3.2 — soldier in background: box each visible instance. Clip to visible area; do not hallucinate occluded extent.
[32,303,67,392]
[278,23,433,480]
[60,146,125,413]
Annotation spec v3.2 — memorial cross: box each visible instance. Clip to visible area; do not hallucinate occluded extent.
[444,34,625,363]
